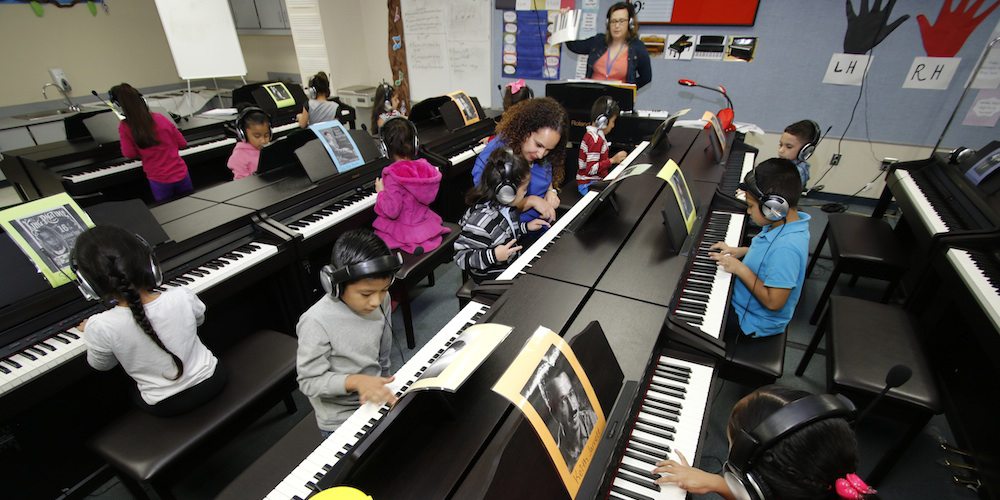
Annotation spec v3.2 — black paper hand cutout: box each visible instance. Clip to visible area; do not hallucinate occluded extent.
[844,0,911,54]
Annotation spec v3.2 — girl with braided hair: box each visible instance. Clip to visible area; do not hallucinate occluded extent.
[73,225,224,416]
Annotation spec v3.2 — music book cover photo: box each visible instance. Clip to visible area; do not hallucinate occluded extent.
[657,159,696,233]
[264,82,296,109]
[309,120,365,173]
[406,323,511,393]
[492,327,606,499]
[447,90,481,127]
[0,193,94,287]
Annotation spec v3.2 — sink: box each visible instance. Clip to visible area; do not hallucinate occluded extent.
[12,108,78,121]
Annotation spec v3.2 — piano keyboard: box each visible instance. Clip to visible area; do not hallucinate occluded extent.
[722,150,755,200]
[946,248,1000,331]
[671,211,746,339]
[272,122,300,134]
[609,354,713,500]
[284,187,378,240]
[265,302,491,500]
[0,242,279,399]
[64,137,238,184]
[889,169,952,235]
[498,142,649,280]
[448,143,487,166]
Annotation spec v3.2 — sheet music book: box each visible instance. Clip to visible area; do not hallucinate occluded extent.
[0,193,95,287]
[548,9,582,46]
[493,326,607,499]
[405,323,512,393]
[308,120,365,173]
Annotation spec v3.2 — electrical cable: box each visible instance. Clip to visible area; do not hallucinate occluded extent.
[820,169,886,213]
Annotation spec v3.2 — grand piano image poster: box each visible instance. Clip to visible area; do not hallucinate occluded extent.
[0,193,94,287]
[492,327,606,498]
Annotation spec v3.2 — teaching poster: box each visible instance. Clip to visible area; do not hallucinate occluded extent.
[0,193,94,287]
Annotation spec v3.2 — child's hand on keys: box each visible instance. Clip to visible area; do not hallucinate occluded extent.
[710,241,733,254]
[612,150,629,164]
[77,318,88,332]
[375,177,384,193]
[654,450,723,493]
[350,374,397,405]
[494,239,523,262]
[527,218,550,232]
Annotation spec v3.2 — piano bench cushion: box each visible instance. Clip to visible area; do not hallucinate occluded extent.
[89,329,298,482]
[456,278,475,301]
[215,411,323,500]
[393,223,461,284]
[723,331,786,386]
[826,214,907,273]
[827,295,942,414]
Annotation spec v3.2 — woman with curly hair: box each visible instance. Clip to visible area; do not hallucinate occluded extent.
[472,97,568,224]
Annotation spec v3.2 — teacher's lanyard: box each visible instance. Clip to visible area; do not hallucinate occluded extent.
[605,44,625,77]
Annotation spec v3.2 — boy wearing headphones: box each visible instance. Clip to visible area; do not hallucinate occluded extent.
[226,107,271,180]
[576,96,630,195]
[296,229,402,437]
[710,158,810,338]
[777,120,821,187]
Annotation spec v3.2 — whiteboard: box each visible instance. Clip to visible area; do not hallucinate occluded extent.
[401,0,493,108]
[154,0,247,80]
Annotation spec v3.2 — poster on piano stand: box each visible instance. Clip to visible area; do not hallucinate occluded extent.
[263,82,296,109]
[0,193,94,287]
[657,159,697,233]
[492,327,606,499]
[447,90,482,127]
[406,323,512,392]
[309,120,365,173]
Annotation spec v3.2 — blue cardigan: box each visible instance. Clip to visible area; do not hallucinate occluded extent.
[566,35,652,89]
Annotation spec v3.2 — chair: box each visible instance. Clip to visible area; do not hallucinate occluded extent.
[391,222,462,348]
[795,295,942,486]
[806,213,908,324]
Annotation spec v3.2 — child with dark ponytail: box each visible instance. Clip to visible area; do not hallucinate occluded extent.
[73,225,224,416]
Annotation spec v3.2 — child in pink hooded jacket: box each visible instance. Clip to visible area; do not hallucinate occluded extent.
[373,117,449,254]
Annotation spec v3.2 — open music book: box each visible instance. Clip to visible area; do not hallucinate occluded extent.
[405,323,512,394]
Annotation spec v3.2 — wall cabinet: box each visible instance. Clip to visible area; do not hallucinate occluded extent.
[230,0,290,33]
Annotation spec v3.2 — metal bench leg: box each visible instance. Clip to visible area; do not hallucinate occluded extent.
[810,268,841,325]
[399,287,416,349]
[795,311,828,376]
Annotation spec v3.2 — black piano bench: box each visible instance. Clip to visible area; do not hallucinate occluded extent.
[391,222,462,349]
[456,277,475,309]
[216,411,323,500]
[806,213,908,325]
[88,329,299,500]
[795,295,941,486]
[721,329,786,387]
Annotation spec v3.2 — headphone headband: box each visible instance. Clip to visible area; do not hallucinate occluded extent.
[71,231,162,301]
[797,120,822,162]
[739,168,789,222]
[378,115,419,158]
[594,96,616,130]
[321,253,403,298]
[235,106,271,142]
[494,147,518,205]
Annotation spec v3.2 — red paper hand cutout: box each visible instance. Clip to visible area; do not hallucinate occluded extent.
[918,0,1000,57]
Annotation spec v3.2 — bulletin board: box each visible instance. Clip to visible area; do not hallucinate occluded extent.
[633,0,760,26]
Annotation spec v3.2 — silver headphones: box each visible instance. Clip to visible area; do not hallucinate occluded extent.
[235,106,271,143]
[739,169,789,222]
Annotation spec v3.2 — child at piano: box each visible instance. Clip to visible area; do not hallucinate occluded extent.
[226,106,272,180]
[777,119,822,188]
[370,82,405,135]
[479,80,534,145]
[576,96,629,195]
[296,71,340,127]
[455,147,550,283]
[111,83,193,202]
[653,385,878,500]
[73,225,225,417]
[710,158,810,338]
[296,229,401,437]
[373,116,450,255]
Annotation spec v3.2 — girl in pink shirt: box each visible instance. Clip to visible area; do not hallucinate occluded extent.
[227,107,272,180]
[111,83,192,202]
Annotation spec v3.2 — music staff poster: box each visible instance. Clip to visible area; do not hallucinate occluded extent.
[0,193,94,287]
[492,327,605,498]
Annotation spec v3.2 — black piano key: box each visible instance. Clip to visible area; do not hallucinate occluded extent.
[64,331,80,339]
[28,346,47,356]
[650,379,686,393]
[20,351,37,361]
[648,385,685,400]
[38,342,56,351]
[323,464,333,472]
[335,451,345,459]
[653,370,688,385]
[630,435,671,454]
[634,422,675,441]
[641,404,679,422]
[645,393,682,410]
[659,362,692,373]
[620,462,661,481]
[51,335,71,345]
[306,481,319,492]
[609,494,631,500]
[0,365,10,374]
[616,471,662,492]
[643,398,681,416]
[188,270,205,277]
[314,472,324,481]
[2,358,21,368]
[611,484,655,500]
[629,439,670,459]
[624,449,659,466]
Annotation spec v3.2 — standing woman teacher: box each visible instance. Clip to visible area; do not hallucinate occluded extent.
[565,2,652,89]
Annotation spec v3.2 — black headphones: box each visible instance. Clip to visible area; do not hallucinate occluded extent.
[494,147,518,205]
[606,2,637,31]
[723,393,856,500]
[108,86,147,117]
[235,106,271,142]
[71,233,162,302]
[739,168,789,222]
[797,120,822,163]
[320,253,403,298]
[377,115,420,158]
[593,96,617,130]
[381,82,396,112]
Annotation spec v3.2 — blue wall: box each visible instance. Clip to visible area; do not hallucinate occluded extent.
[492,0,1000,150]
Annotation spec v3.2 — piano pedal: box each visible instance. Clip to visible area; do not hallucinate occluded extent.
[953,474,981,493]
[940,439,975,457]
[938,458,978,472]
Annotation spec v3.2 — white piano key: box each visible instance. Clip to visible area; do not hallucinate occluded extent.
[65,138,237,183]
[449,143,487,166]
[295,192,378,240]
[947,249,1000,331]
[161,244,280,295]
[889,169,951,235]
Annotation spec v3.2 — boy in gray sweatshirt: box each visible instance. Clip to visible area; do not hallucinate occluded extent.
[296,229,403,437]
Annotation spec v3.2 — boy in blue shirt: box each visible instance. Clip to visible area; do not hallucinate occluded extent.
[710,158,810,337]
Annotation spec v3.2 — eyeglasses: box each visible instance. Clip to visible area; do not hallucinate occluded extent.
[609,18,630,25]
